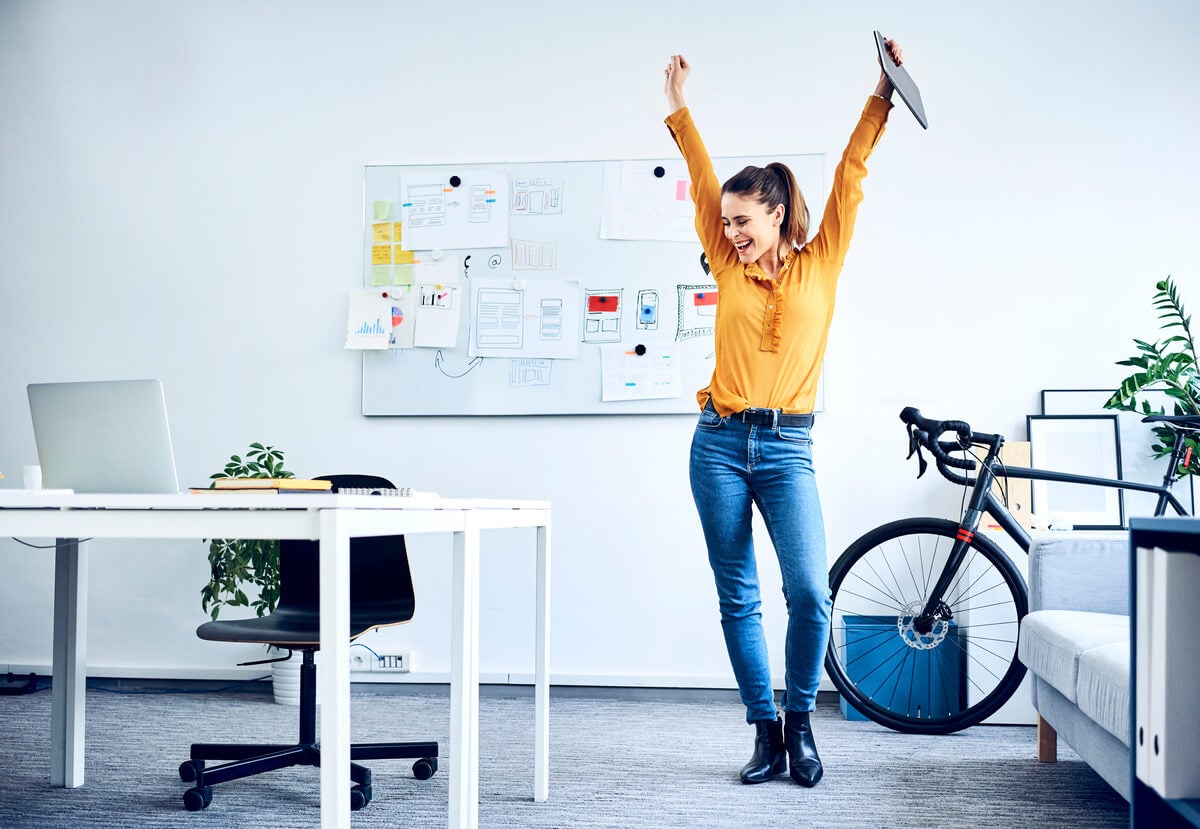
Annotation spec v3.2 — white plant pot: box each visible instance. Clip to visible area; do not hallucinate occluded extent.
[270,651,318,706]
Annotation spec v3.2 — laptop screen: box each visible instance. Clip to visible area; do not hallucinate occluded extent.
[27,379,181,494]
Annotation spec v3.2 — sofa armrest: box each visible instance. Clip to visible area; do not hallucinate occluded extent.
[1028,533,1129,614]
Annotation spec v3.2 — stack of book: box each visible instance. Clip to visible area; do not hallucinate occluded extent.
[190,478,334,494]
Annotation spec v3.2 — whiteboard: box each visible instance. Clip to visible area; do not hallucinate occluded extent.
[361,153,823,416]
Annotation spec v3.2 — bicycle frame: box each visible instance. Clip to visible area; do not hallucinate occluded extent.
[918,432,1191,628]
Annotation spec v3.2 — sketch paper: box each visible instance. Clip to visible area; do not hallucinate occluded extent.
[413,282,461,348]
[388,287,417,349]
[400,169,509,250]
[601,344,682,401]
[345,289,392,350]
[468,277,581,359]
[600,160,695,242]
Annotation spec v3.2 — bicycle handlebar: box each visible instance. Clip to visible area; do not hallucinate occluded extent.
[899,406,1004,484]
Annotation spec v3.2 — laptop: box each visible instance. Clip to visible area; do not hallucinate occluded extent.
[874,30,928,129]
[27,379,181,494]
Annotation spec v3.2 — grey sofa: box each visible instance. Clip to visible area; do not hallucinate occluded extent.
[1016,534,1130,800]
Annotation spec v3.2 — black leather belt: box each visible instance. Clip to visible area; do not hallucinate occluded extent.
[736,408,815,428]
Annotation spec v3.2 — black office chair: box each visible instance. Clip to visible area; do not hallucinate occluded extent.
[178,474,438,812]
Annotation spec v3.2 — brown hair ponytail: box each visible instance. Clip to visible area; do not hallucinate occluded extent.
[722,163,811,249]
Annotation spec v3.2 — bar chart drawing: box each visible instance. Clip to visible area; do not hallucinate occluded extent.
[355,318,387,335]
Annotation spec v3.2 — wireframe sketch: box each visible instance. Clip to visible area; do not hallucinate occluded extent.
[509,358,552,387]
[676,284,717,341]
[469,185,496,223]
[511,239,558,270]
[510,177,564,215]
[539,298,563,340]
[405,183,446,228]
[476,288,523,349]
[636,289,659,331]
[583,289,623,343]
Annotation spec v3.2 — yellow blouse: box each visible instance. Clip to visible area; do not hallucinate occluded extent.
[665,96,892,415]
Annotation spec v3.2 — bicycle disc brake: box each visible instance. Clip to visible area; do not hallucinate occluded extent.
[897,600,952,650]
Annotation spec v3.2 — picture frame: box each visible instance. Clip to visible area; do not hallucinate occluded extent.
[1026,414,1124,530]
[1040,388,1195,516]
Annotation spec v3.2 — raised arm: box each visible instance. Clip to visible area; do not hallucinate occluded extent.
[803,40,902,265]
[663,55,737,275]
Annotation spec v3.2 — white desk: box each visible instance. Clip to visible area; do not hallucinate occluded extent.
[0,491,551,829]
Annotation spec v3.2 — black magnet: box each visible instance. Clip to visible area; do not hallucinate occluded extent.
[653,166,665,178]
[449,175,461,188]
[634,344,647,356]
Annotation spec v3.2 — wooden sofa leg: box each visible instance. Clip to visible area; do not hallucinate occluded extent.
[1037,714,1058,762]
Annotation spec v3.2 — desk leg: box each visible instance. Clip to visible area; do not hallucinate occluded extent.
[51,538,88,788]
[534,521,551,803]
[318,511,352,829]
[450,517,481,829]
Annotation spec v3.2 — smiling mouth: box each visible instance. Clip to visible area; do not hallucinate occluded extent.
[734,240,751,254]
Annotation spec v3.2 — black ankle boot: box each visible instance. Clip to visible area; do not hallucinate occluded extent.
[784,710,823,787]
[739,717,786,784]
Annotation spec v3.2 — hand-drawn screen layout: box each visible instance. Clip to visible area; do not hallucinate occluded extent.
[361,154,823,416]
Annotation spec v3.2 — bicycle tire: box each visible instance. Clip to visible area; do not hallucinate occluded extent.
[824,517,1028,734]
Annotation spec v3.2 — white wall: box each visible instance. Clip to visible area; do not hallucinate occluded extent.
[1,0,1198,687]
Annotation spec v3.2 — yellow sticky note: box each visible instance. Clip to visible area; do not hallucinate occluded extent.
[372,222,393,243]
[394,247,416,264]
[373,201,391,221]
[393,222,403,245]
[393,264,415,286]
[370,265,392,286]
[371,244,393,265]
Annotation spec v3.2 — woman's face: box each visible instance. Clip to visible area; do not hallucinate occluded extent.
[720,192,784,266]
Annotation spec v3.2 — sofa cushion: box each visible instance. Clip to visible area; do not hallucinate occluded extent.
[1018,610,1128,703]
[1076,639,1131,746]
[1029,535,1129,614]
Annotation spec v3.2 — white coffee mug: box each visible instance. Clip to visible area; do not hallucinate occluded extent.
[22,465,42,490]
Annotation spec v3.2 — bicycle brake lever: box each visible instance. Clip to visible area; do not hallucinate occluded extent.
[906,423,929,478]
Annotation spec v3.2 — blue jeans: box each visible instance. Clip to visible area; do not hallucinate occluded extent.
[690,401,830,723]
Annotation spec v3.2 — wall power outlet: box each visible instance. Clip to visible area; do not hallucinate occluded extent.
[350,650,411,672]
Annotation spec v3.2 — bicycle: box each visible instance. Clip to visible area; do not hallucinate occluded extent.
[824,405,1197,734]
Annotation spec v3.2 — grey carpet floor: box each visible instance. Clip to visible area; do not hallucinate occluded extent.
[0,685,1128,828]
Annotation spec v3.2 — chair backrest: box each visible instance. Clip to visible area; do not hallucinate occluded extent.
[274,474,416,638]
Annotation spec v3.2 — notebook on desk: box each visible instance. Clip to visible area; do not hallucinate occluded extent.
[27,379,182,494]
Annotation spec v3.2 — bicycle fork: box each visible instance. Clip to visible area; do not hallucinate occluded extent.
[913,455,1003,635]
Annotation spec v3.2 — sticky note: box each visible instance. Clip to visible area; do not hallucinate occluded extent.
[393,264,415,286]
[676,179,689,201]
[693,291,718,306]
[370,265,392,286]
[394,247,416,265]
[393,222,403,245]
[373,201,391,220]
[371,244,392,265]
[372,222,393,243]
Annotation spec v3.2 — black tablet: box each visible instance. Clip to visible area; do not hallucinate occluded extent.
[875,30,928,129]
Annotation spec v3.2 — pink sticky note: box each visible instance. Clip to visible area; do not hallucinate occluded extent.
[676,179,689,201]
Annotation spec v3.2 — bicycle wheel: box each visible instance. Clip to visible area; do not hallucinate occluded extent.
[824,517,1028,734]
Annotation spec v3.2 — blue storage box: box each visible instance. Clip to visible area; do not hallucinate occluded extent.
[838,614,965,721]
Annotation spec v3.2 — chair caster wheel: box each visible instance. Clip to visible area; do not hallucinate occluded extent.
[178,759,203,782]
[183,785,212,811]
[413,756,438,780]
[350,783,372,810]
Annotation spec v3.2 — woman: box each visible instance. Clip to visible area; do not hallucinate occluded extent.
[663,40,902,787]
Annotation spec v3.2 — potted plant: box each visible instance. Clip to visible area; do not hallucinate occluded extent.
[1105,275,1200,477]
[200,442,307,704]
